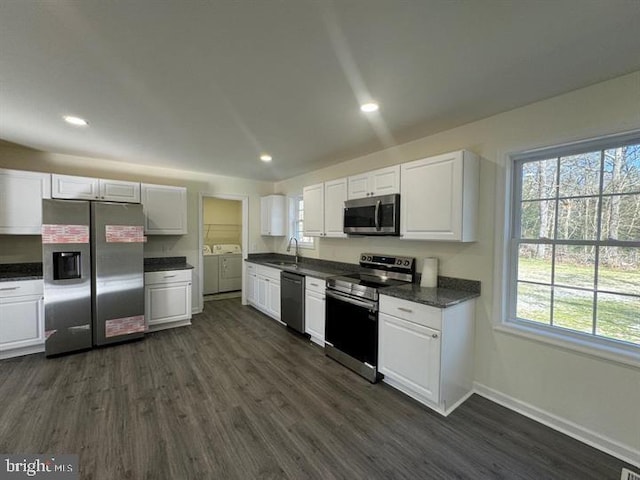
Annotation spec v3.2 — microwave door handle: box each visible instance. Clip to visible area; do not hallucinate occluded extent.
[375,200,381,231]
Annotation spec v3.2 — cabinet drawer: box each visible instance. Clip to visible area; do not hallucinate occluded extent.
[246,262,257,274]
[0,280,43,298]
[257,265,281,280]
[305,277,325,295]
[379,295,441,330]
[145,269,192,285]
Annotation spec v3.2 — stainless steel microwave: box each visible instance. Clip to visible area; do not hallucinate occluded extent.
[343,193,400,236]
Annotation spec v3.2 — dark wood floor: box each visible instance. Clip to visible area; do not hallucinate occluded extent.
[0,298,632,479]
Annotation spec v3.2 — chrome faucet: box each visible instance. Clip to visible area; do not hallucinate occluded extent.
[286,236,299,264]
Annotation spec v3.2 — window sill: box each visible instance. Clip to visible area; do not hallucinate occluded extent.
[494,322,640,369]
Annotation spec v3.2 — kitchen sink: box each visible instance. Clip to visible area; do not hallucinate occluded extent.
[267,261,299,268]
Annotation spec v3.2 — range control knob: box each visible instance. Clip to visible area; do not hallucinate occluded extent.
[361,255,366,261]
[396,259,402,265]
[404,260,410,266]
[367,256,373,261]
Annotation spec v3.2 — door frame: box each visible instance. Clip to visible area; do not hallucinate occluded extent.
[198,192,249,311]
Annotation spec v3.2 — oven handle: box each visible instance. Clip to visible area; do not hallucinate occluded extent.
[374,200,381,231]
[326,289,377,312]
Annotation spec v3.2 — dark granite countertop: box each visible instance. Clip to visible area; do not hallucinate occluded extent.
[246,254,480,308]
[246,253,359,279]
[0,263,43,282]
[380,283,480,308]
[144,257,194,273]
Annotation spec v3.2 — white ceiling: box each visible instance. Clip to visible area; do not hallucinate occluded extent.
[1,1,639,181]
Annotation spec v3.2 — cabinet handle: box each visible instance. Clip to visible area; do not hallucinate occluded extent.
[265,279,270,282]
[310,283,319,287]
[163,274,176,278]
[432,333,439,339]
[397,307,413,313]
[0,287,20,291]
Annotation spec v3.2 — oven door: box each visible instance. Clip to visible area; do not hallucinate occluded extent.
[325,289,379,382]
[343,194,400,235]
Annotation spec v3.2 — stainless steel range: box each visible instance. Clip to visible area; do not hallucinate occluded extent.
[325,253,415,383]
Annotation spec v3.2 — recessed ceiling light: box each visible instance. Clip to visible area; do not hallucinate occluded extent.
[360,102,379,113]
[260,154,272,162]
[63,115,88,126]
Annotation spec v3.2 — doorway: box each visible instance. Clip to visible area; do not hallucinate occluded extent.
[198,193,249,311]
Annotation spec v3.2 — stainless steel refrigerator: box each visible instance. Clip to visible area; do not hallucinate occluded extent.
[43,199,145,356]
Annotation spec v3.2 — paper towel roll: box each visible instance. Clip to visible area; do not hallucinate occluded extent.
[420,258,438,288]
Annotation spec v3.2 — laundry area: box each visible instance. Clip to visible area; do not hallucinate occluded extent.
[202,197,243,299]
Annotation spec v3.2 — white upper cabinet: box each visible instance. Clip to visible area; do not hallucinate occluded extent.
[99,179,141,203]
[0,169,51,234]
[52,174,140,203]
[302,178,347,238]
[302,183,324,237]
[348,165,400,199]
[260,195,286,236]
[323,178,347,238]
[141,183,187,235]
[51,174,100,200]
[401,150,479,242]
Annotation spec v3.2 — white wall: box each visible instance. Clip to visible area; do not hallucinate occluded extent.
[275,71,640,462]
[0,142,275,311]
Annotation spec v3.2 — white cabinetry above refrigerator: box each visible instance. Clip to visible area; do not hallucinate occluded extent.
[51,174,141,203]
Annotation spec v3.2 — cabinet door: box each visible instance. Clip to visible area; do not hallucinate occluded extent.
[203,256,220,295]
[0,169,51,234]
[267,280,281,319]
[379,312,441,405]
[371,165,400,196]
[146,283,191,325]
[51,174,100,200]
[303,183,324,237]
[304,291,325,345]
[260,195,286,236]
[260,196,271,235]
[141,184,187,235]
[323,178,347,238]
[401,152,463,241]
[100,179,141,203]
[257,277,268,310]
[347,173,370,199]
[247,272,257,304]
[0,296,43,350]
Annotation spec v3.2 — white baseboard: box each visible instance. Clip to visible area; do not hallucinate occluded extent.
[473,382,640,468]
[0,344,44,360]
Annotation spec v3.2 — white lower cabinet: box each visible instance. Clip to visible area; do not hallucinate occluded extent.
[0,280,45,359]
[304,277,325,346]
[144,269,192,331]
[245,263,281,322]
[378,294,475,416]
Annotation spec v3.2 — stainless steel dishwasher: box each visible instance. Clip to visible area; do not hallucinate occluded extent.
[280,271,305,334]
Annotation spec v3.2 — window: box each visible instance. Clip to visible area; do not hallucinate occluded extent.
[509,134,640,349]
[289,195,314,248]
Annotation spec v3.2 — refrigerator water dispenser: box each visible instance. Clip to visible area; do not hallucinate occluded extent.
[53,251,82,280]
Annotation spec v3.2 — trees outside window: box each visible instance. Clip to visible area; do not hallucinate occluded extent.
[510,137,640,347]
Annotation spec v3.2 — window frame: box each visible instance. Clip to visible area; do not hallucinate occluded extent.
[289,195,315,249]
[500,131,640,366]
